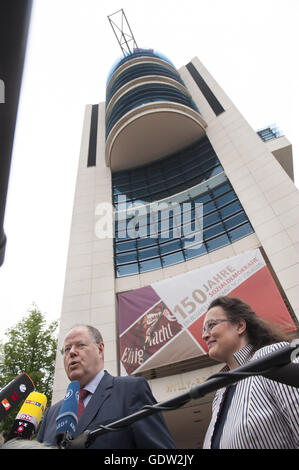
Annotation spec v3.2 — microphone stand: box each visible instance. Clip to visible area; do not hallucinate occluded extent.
[63,341,299,449]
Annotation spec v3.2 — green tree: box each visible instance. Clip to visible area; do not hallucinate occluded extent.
[0,305,58,438]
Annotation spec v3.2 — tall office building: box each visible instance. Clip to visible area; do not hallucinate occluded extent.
[52,49,299,448]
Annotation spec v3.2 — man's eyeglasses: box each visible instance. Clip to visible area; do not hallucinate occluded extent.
[202,319,230,338]
[60,343,87,356]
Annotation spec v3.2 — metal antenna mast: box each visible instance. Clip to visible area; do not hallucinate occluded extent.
[107,9,138,57]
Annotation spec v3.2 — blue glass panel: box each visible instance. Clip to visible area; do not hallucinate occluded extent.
[113,187,124,195]
[140,258,162,273]
[114,200,129,211]
[165,215,182,230]
[130,170,146,180]
[215,191,237,208]
[116,263,139,277]
[208,165,223,178]
[204,222,225,240]
[137,237,158,248]
[194,193,211,204]
[184,243,207,259]
[219,201,242,219]
[212,183,231,197]
[148,181,167,193]
[224,212,247,230]
[181,221,199,238]
[115,229,129,241]
[203,201,217,214]
[229,223,253,242]
[152,191,171,200]
[167,174,186,186]
[116,252,138,265]
[162,251,185,267]
[203,211,221,228]
[158,231,180,243]
[206,234,230,251]
[181,228,203,247]
[181,226,202,244]
[148,172,164,183]
[138,246,160,261]
[165,166,183,177]
[132,180,148,191]
[132,198,150,207]
[159,239,182,255]
[127,213,148,228]
[115,240,137,252]
[132,188,150,198]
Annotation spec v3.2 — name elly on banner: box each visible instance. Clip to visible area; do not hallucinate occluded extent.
[117,249,296,375]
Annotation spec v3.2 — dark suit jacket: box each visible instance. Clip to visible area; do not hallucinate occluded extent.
[37,371,175,449]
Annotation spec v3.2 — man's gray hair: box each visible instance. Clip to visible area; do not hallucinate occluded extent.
[66,324,103,344]
[85,325,103,344]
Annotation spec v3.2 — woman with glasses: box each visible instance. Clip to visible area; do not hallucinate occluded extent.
[202,296,299,449]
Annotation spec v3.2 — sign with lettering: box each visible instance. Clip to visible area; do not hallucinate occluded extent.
[117,248,296,375]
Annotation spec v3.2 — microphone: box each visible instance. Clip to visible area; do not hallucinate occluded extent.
[55,381,80,448]
[6,392,47,441]
[0,373,35,422]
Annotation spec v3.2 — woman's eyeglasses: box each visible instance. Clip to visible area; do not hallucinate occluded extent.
[202,319,230,338]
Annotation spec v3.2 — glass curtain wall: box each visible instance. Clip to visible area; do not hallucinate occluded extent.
[112,137,254,277]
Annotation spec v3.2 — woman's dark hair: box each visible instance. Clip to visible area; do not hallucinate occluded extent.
[208,296,290,352]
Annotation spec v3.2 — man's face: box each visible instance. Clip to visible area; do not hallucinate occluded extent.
[63,326,104,387]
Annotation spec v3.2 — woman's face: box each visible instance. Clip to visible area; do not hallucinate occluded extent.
[202,306,247,365]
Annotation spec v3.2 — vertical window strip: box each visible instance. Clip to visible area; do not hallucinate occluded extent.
[186,62,225,116]
[87,104,98,167]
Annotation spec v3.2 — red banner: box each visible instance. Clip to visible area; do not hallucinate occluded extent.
[117,249,296,375]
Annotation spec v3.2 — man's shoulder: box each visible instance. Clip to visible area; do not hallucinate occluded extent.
[44,398,63,417]
[110,373,147,387]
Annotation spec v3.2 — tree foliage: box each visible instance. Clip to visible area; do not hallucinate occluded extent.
[0,305,58,438]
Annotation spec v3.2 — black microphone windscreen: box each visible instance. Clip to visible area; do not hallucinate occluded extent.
[0,373,35,422]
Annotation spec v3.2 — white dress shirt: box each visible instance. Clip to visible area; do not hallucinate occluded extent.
[82,368,105,407]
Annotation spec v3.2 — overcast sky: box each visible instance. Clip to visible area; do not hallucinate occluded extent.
[0,0,298,340]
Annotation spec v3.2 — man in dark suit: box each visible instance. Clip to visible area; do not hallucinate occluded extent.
[37,324,175,449]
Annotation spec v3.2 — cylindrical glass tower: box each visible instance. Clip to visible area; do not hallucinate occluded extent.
[105,50,207,171]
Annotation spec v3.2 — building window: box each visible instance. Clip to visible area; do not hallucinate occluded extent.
[112,137,222,208]
[87,104,98,167]
[257,125,282,142]
[112,137,254,277]
[186,62,225,116]
[106,83,199,138]
[106,62,186,106]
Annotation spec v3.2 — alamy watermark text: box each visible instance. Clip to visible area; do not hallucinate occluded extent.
[95,197,203,249]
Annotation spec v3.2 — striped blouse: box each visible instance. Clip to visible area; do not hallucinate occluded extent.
[203,342,299,449]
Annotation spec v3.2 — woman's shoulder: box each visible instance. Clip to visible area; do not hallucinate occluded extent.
[251,341,290,360]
